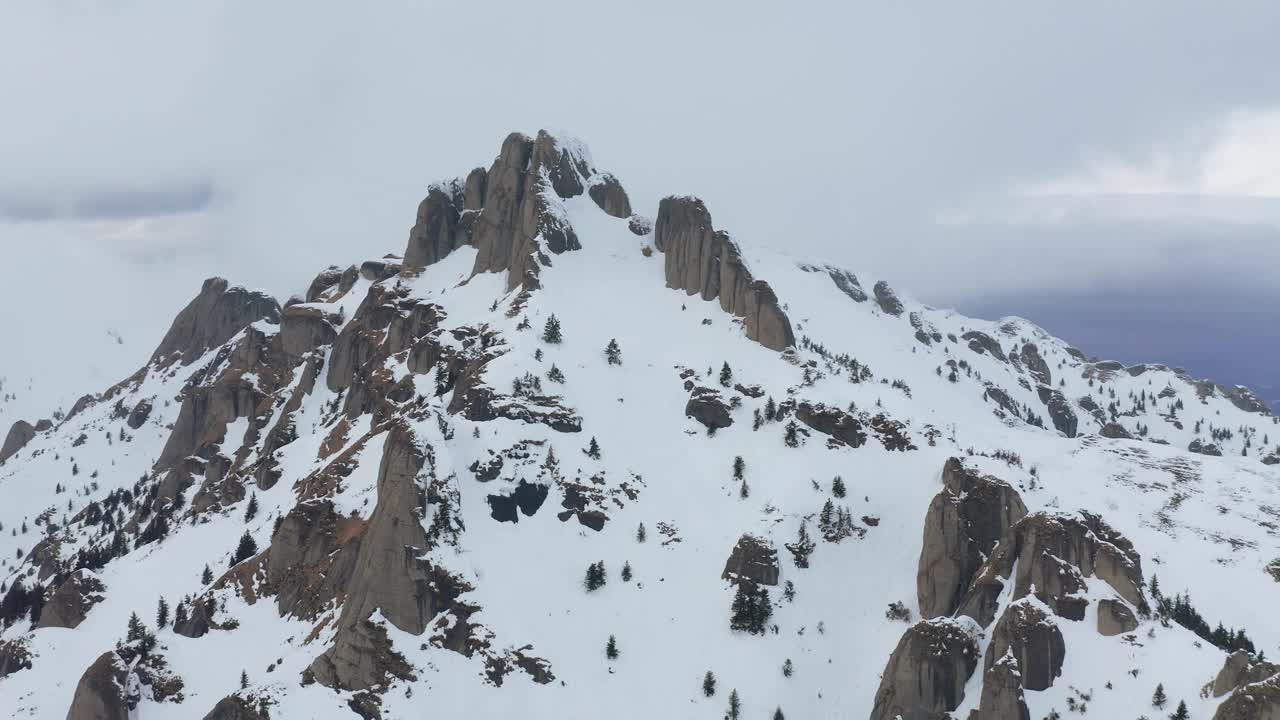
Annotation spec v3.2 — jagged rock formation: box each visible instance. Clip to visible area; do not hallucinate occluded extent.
[653,195,795,351]
[870,618,979,720]
[1096,597,1138,635]
[1018,343,1051,386]
[983,599,1064,691]
[917,458,1028,618]
[1190,439,1224,456]
[721,534,779,586]
[873,280,904,316]
[150,277,281,366]
[202,694,272,720]
[967,653,1030,720]
[1214,673,1280,720]
[37,570,105,629]
[962,331,1006,362]
[956,511,1147,627]
[1100,422,1133,439]
[587,173,631,218]
[65,651,130,720]
[1036,386,1078,438]
[792,401,866,448]
[0,419,35,464]
[1211,650,1280,698]
[0,639,32,678]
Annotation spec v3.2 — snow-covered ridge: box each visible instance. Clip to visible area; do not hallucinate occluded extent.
[1,130,1278,720]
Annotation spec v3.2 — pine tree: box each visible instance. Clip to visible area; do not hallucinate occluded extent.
[783,580,796,602]
[584,437,602,459]
[636,523,646,543]
[621,561,632,582]
[1169,700,1189,720]
[174,601,188,628]
[732,456,745,481]
[156,597,169,628]
[201,564,213,585]
[232,531,258,565]
[739,480,750,499]
[605,635,619,660]
[541,315,562,344]
[244,493,259,523]
[719,362,732,387]
[786,523,814,569]
[784,421,800,448]
[831,476,846,498]
[1152,683,1167,708]
[782,658,793,677]
[764,397,777,421]
[773,708,785,720]
[584,561,607,592]
[240,669,249,689]
[702,670,717,697]
[605,339,622,366]
[547,364,565,383]
[726,689,741,720]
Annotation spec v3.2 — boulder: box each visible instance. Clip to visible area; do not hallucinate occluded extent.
[1099,422,1132,440]
[0,638,33,678]
[280,304,339,360]
[0,419,36,464]
[957,511,1146,628]
[627,214,653,236]
[150,277,281,366]
[1036,386,1078,438]
[721,534,779,586]
[1189,439,1224,457]
[870,618,979,720]
[984,599,1064,691]
[917,458,1028,618]
[1214,673,1280,720]
[873,280,904,316]
[305,266,345,302]
[1096,598,1138,636]
[685,386,733,431]
[587,173,632,218]
[962,331,1007,362]
[65,651,130,720]
[126,399,153,430]
[37,570,105,629]
[967,653,1030,720]
[1212,650,1280,698]
[202,693,272,720]
[793,401,866,448]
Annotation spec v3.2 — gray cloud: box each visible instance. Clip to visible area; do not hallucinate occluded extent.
[0,180,215,222]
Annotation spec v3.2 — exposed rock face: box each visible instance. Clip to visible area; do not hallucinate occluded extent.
[627,214,652,236]
[267,500,361,620]
[917,458,1028,619]
[151,277,281,366]
[873,280,904,316]
[1036,386,1078,438]
[957,511,1147,628]
[65,651,130,720]
[0,638,33,678]
[65,394,97,421]
[1189,439,1224,457]
[1019,343,1051,386]
[967,654,1030,720]
[37,570,105,629]
[1100,422,1132,440]
[870,618,979,720]
[587,173,631,218]
[1096,598,1138,636]
[0,419,36,464]
[800,264,867,303]
[126,399,153,430]
[1214,674,1280,720]
[793,401,866,448]
[685,386,733,431]
[983,384,1021,420]
[984,599,1064,691]
[653,195,795,352]
[280,304,339,360]
[1212,650,1280,698]
[202,694,272,720]
[404,182,468,271]
[721,534,779,586]
[962,331,1007,362]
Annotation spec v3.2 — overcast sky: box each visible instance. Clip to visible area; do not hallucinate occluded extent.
[2,2,1279,422]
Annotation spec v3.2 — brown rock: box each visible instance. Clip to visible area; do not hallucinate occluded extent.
[150,277,280,367]
[404,182,467,271]
[967,653,1030,720]
[917,458,1028,619]
[65,651,130,720]
[1096,598,1138,636]
[37,570,105,629]
[280,304,339,360]
[305,266,344,303]
[588,173,632,218]
[1100,422,1132,440]
[1019,343,1052,386]
[1214,673,1280,720]
[685,386,733,431]
[870,618,979,720]
[202,694,272,720]
[984,599,1064,691]
[126,399,153,430]
[267,500,362,620]
[1212,650,1280,698]
[627,214,653,236]
[0,638,33,678]
[721,534,779,586]
[793,401,866,448]
[1,419,36,464]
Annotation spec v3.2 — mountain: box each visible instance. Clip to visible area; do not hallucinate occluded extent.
[1,130,1278,720]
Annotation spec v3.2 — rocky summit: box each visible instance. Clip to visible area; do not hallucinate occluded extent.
[1,130,1279,719]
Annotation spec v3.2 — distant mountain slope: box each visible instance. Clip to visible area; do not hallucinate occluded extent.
[1,130,1278,720]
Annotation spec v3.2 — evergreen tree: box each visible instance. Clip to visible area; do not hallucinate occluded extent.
[584,437,602,459]
[232,531,258,565]
[764,397,777,421]
[240,670,249,690]
[584,561,607,592]
[244,492,258,523]
[726,689,741,720]
[773,708,785,720]
[541,315,562,344]
[733,456,745,481]
[719,362,732,387]
[1152,683,1167,709]
[702,670,717,697]
[201,564,214,585]
[174,601,188,628]
[1169,700,1189,720]
[784,421,800,448]
[156,597,169,628]
[605,339,622,365]
[126,612,156,654]
[832,476,847,498]
[636,523,646,543]
[621,561,632,582]
[782,658,793,677]
[739,480,750,499]
[786,523,814,569]
[783,580,796,602]
[605,634,619,660]
[547,364,565,383]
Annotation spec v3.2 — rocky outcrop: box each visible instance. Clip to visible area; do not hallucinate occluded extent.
[151,277,281,366]
[404,181,469,271]
[1036,386,1078,438]
[37,570,105,629]
[967,653,1030,720]
[1096,597,1138,636]
[0,419,36,464]
[1019,343,1051,386]
[587,173,631,218]
[873,280,904,316]
[721,534,779,586]
[0,638,33,678]
[1100,422,1132,440]
[957,511,1147,628]
[267,499,362,620]
[962,331,1007,362]
[1214,673,1280,720]
[685,386,733,431]
[202,694,272,720]
[653,195,795,351]
[793,401,866,448]
[126,399,153,430]
[800,264,867,303]
[870,618,979,720]
[1212,650,1280,698]
[1189,439,1223,457]
[917,458,1028,619]
[280,304,339,360]
[65,651,130,720]
[627,214,652,236]
[984,599,1064,691]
